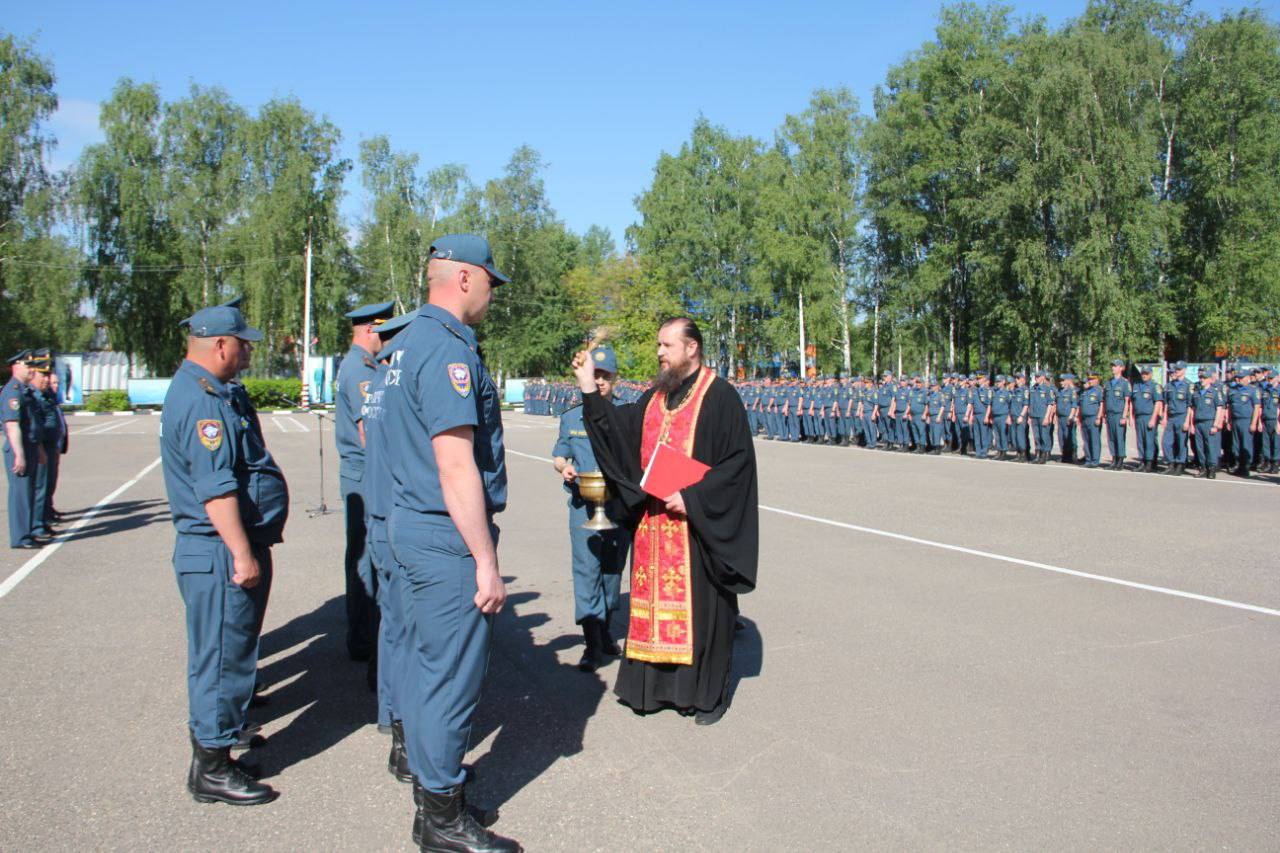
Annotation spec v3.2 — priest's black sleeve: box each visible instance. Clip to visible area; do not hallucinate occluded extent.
[581,389,653,516]
[682,379,759,596]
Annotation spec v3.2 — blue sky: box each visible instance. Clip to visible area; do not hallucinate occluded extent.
[12,0,1268,246]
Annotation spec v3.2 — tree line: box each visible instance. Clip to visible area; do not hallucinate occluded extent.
[2,0,1277,382]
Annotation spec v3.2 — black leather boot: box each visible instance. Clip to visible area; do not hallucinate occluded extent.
[416,784,519,852]
[188,739,278,805]
[577,619,603,672]
[599,616,621,657]
[390,719,413,783]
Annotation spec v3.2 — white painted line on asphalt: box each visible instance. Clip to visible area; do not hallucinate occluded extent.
[283,416,309,432]
[761,504,1280,618]
[506,446,1280,619]
[80,420,131,436]
[0,456,163,600]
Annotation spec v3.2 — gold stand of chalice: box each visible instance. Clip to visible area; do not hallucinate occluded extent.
[576,471,618,531]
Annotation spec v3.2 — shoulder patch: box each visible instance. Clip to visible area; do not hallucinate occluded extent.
[359,380,370,401]
[7,398,18,411]
[448,363,472,397]
[197,419,223,451]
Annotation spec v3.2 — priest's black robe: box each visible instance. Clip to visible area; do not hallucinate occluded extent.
[581,368,758,713]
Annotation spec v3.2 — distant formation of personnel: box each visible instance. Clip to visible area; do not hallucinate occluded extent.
[523,377,643,415]
[3,347,69,550]
[525,361,1280,479]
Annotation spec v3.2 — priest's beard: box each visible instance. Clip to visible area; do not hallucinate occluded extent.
[653,363,695,396]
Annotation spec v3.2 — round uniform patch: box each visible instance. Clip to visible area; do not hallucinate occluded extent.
[448,363,472,397]
[197,419,223,451]
[359,380,370,401]
[7,398,17,411]
[594,350,605,362]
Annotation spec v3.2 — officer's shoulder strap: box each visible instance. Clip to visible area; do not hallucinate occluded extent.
[362,355,377,370]
[198,377,220,397]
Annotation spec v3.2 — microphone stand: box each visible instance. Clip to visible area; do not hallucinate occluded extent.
[271,393,334,518]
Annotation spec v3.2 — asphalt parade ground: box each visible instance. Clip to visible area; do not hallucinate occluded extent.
[1,410,1276,851]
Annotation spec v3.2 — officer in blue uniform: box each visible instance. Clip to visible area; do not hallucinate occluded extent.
[159,305,288,805]
[2,350,44,548]
[1226,366,1261,477]
[1187,368,1225,478]
[972,372,993,459]
[990,375,1011,460]
[924,377,945,453]
[380,235,519,852]
[1009,374,1030,462]
[1056,374,1079,464]
[29,355,62,534]
[1028,372,1055,464]
[358,311,416,780]
[44,369,69,522]
[552,345,631,672]
[907,375,927,452]
[1130,365,1163,473]
[1079,374,1105,468]
[336,300,396,663]
[1161,361,1191,476]
[1104,360,1132,470]
[1259,369,1280,474]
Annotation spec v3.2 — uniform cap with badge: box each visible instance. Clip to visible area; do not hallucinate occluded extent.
[589,345,618,376]
[375,311,416,340]
[345,301,396,326]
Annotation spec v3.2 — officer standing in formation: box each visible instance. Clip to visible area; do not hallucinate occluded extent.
[3,350,47,548]
[1225,365,1261,477]
[28,351,66,530]
[335,300,396,668]
[1187,368,1227,478]
[1103,359,1132,470]
[45,369,69,520]
[1131,365,1164,473]
[552,345,630,672]
[1161,362,1191,476]
[379,235,520,852]
[159,304,289,806]
[1056,374,1079,464]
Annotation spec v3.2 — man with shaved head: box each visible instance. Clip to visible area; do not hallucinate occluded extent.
[159,304,289,806]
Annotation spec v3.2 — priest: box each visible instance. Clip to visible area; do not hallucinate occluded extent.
[571,317,758,725]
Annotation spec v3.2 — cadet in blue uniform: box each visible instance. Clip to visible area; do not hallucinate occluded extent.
[1104,360,1132,470]
[336,300,396,663]
[1186,368,1226,478]
[359,311,416,780]
[907,375,927,452]
[1010,374,1030,461]
[1131,365,1163,473]
[380,235,519,852]
[1161,361,1191,476]
[3,350,44,548]
[1079,374,1105,468]
[1226,367,1261,477]
[1260,370,1280,474]
[1056,374,1079,464]
[1029,372,1055,464]
[159,305,288,805]
[972,373,993,459]
[924,377,945,453]
[990,375,1011,460]
[552,345,631,672]
[44,370,68,521]
[29,357,61,534]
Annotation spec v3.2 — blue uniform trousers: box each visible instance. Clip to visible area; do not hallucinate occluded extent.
[908,415,925,449]
[33,443,57,534]
[928,419,944,448]
[786,412,800,441]
[1134,417,1157,461]
[1012,419,1029,455]
[174,535,272,747]
[1229,419,1254,468]
[1162,420,1188,464]
[567,497,628,624]
[1032,417,1052,454]
[973,420,991,458]
[1082,419,1103,465]
[1058,421,1077,461]
[1105,414,1127,465]
[4,440,37,547]
[826,412,840,440]
[896,416,911,447]
[391,510,496,794]
[39,443,59,523]
[368,516,407,728]
[340,474,377,658]
[862,414,878,448]
[879,417,893,446]
[1261,416,1279,462]
[991,419,1009,452]
[1194,422,1221,469]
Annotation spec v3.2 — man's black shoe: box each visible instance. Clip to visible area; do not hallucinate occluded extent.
[577,619,603,673]
[414,783,516,852]
[188,740,279,805]
[389,720,413,783]
[12,541,41,550]
[599,620,621,657]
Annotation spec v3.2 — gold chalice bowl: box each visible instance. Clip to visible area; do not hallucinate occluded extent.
[576,471,617,531]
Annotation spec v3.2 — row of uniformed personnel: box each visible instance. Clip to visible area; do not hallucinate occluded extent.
[523,377,643,415]
[3,348,68,549]
[729,360,1279,478]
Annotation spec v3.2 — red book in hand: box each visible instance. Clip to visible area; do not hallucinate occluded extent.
[640,442,710,499]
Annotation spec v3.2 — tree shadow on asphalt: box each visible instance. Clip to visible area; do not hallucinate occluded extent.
[466,579,608,809]
[247,596,376,779]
